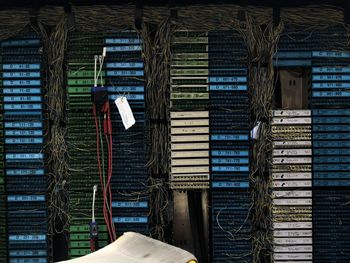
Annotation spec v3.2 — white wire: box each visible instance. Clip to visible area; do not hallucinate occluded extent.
[99,55,104,86]
[92,185,97,222]
[94,55,98,87]
[96,50,105,87]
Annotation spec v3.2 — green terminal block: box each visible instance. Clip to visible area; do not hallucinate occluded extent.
[70,240,109,249]
[69,232,109,241]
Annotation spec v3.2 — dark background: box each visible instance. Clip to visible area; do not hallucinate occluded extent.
[0,0,349,9]
[0,0,346,261]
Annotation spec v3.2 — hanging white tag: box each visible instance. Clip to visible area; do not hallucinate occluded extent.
[251,121,262,140]
[114,97,135,130]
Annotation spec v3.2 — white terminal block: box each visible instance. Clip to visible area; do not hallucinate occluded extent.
[273,157,312,164]
[274,230,313,237]
[272,117,312,125]
[171,142,209,150]
[274,253,313,261]
[272,173,312,180]
[171,119,209,127]
[171,127,209,134]
[171,166,209,174]
[273,198,312,206]
[171,174,209,181]
[171,151,209,158]
[273,190,312,198]
[273,141,312,147]
[274,245,313,253]
[273,149,312,156]
[272,181,312,188]
[273,222,312,230]
[171,77,209,85]
[170,111,209,118]
[274,238,312,245]
[171,158,209,166]
[271,110,311,117]
[171,135,209,142]
[171,84,209,89]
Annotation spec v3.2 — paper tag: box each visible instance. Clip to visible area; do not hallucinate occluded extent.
[114,97,135,130]
[251,121,261,140]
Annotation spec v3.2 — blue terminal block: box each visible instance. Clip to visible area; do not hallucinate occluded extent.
[3,64,40,70]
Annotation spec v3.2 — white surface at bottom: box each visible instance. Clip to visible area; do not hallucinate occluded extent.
[57,232,197,263]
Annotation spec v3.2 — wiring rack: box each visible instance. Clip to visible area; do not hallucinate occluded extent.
[310,27,350,263]
[271,110,313,263]
[105,32,149,236]
[209,30,252,263]
[0,39,7,263]
[170,31,210,190]
[1,31,51,263]
[66,32,110,258]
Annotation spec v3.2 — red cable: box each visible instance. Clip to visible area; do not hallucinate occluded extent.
[107,137,115,239]
[93,104,113,241]
[105,133,114,241]
[99,101,116,242]
[107,103,115,239]
[93,101,117,242]
[95,107,113,241]
[109,133,115,239]
[104,102,116,241]
[90,238,95,252]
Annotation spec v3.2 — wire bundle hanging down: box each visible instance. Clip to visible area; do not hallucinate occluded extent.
[35,14,71,235]
[141,17,173,241]
[239,13,283,263]
[92,53,116,243]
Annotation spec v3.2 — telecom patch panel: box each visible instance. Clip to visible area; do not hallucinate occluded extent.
[67,32,109,258]
[311,53,350,187]
[1,32,50,263]
[104,32,149,236]
[311,51,350,108]
[209,30,250,189]
[170,32,210,189]
[275,25,348,68]
[211,190,251,263]
[0,44,7,263]
[274,26,313,68]
[170,32,209,112]
[209,31,251,263]
[313,189,350,263]
[310,48,350,262]
[271,110,313,263]
[170,111,210,189]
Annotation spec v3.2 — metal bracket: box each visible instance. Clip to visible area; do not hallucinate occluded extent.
[173,190,194,253]
[173,190,209,262]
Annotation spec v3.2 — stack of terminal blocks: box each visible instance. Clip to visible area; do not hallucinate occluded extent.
[66,33,109,258]
[312,189,350,262]
[208,31,251,263]
[273,25,313,68]
[275,25,350,262]
[274,25,348,68]
[0,46,7,263]
[311,50,350,188]
[170,32,210,190]
[311,47,350,261]
[104,32,149,235]
[1,34,50,263]
[312,110,350,262]
[271,110,313,263]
